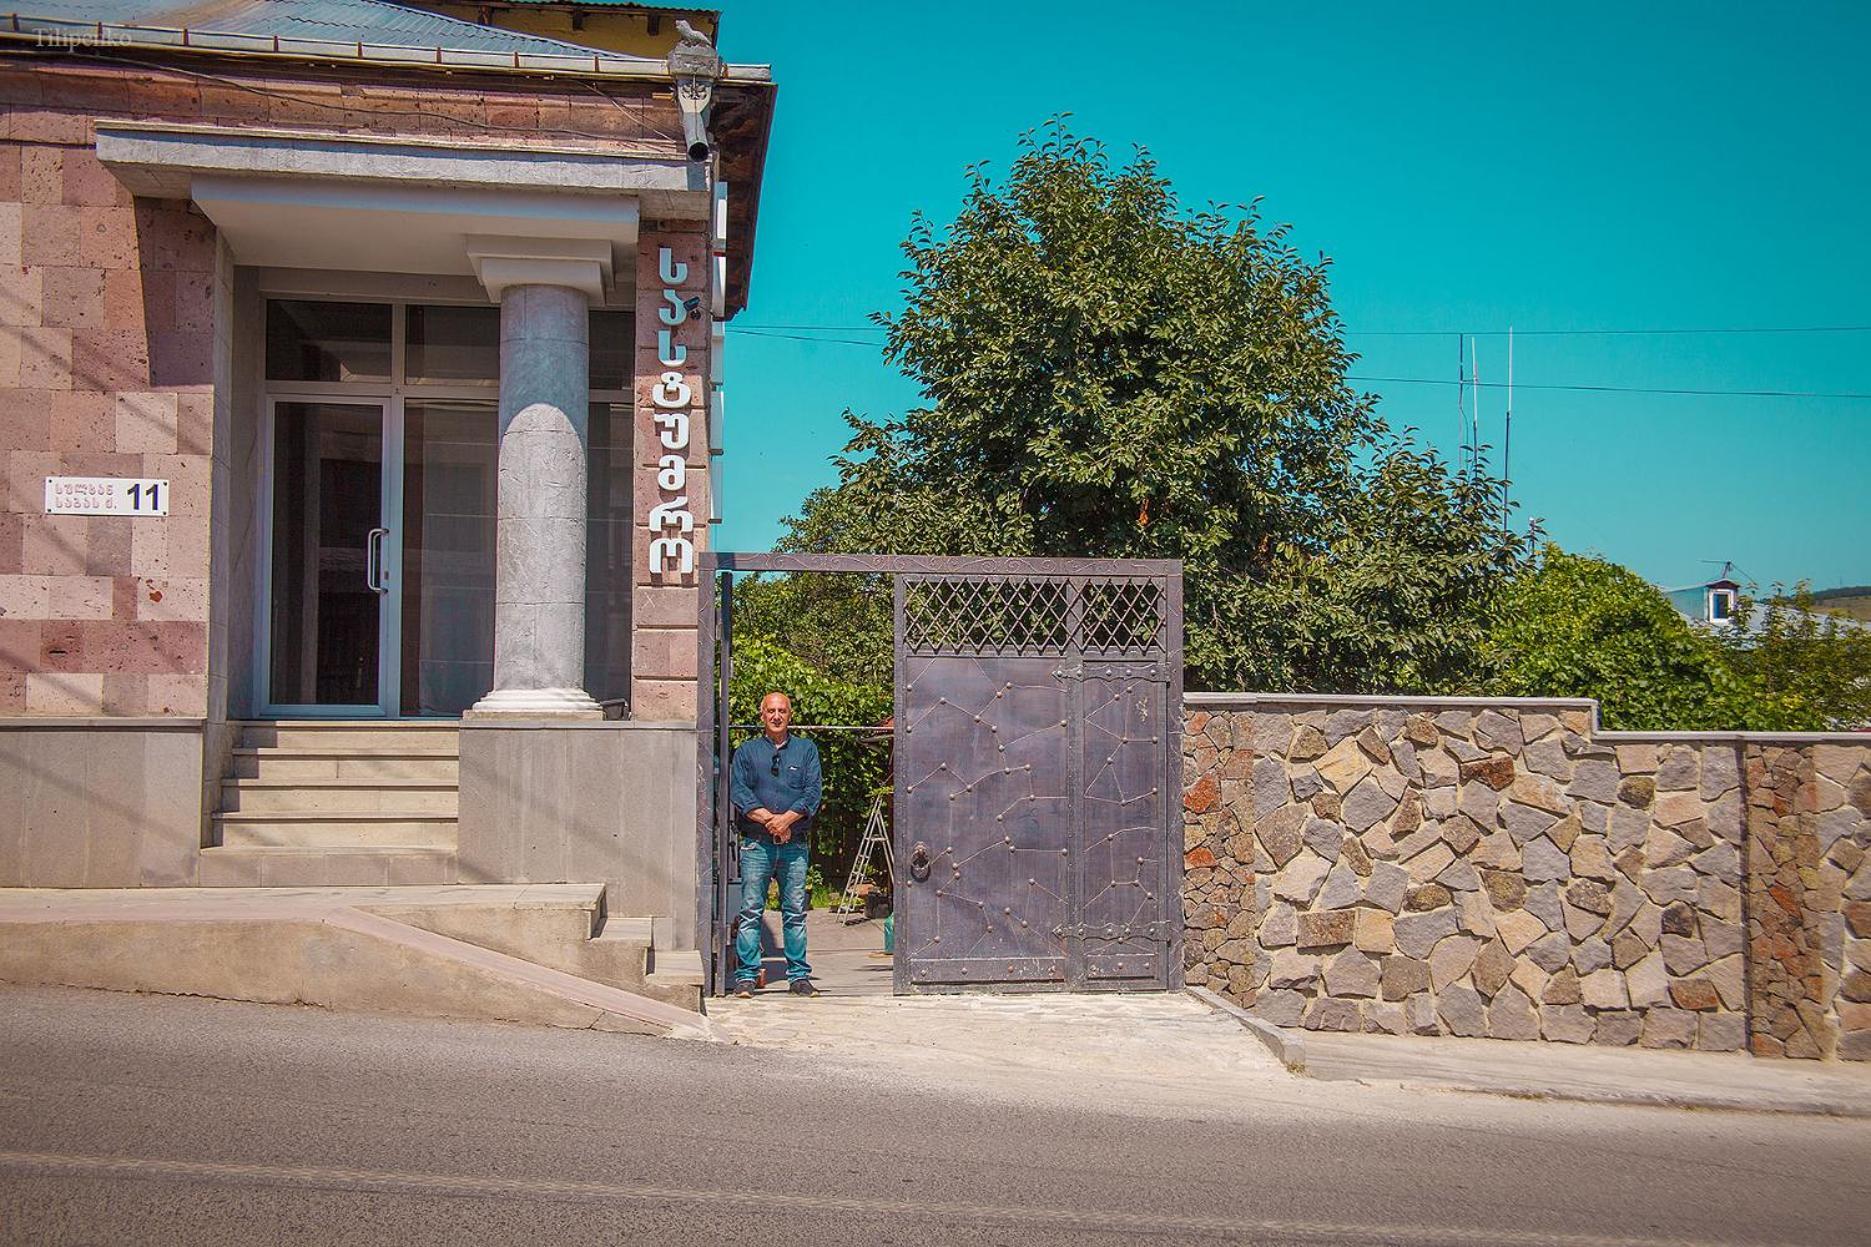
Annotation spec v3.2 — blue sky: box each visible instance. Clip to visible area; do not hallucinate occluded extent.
[713,1,1870,591]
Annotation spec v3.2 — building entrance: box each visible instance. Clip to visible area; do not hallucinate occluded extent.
[698,555,1185,998]
[251,294,639,718]
[259,396,498,718]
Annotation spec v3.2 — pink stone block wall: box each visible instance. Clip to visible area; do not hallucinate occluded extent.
[1,117,214,715]
[2,56,700,720]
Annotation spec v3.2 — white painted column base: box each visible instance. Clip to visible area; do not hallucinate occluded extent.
[464,688,603,720]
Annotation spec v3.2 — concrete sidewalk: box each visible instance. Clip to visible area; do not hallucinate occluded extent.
[1276,1023,1871,1117]
[714,979,1871,1118]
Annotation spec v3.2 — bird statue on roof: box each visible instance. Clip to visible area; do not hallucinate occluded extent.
[666,18,723,161]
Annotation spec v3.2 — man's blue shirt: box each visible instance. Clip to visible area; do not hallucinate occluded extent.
[729,733,823,837]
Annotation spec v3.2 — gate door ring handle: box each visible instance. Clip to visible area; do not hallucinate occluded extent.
[909,842,932,882]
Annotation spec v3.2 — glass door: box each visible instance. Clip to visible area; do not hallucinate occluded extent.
[262,399,394,715]
[398,400,497,716]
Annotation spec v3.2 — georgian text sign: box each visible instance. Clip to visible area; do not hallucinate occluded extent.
[647,244,697,579]
[45,477,171,516]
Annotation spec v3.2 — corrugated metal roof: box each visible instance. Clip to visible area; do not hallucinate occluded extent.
[464,2,712,7]
[1,0,684,68]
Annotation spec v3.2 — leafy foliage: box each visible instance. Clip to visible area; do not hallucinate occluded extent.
[726,636,891,870]
[732,571,895,689]
[1213,434,1533,693]
[754,123,1531,693]
[1486,547,1744,729]
[1486,549,1871,731]
[1718,585,1871,730]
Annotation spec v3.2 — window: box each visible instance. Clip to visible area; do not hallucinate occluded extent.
[1709,589,1735,623]
[405,305,500,384]
[266,300,391,382]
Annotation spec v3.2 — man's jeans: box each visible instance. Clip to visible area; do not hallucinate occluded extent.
[735,835,811,984]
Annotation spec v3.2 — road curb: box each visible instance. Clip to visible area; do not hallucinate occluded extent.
[1187,987,1306,1071]
[1365,1075,1871,1118]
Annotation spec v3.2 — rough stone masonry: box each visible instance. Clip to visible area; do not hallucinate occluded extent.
[1181,696,1871,1060]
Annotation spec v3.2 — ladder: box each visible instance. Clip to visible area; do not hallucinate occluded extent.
[833,789,895,917]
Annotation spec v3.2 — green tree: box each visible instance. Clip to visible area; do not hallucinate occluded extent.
[753,123,1529,693]
[1718,585,1871,730]
[1485,546,1746,730]
[1486,550,1871,731]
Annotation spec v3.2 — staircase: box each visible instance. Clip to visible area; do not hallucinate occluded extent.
[202,721,461,887]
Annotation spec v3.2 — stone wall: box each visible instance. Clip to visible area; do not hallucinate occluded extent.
[1,82,221,715]
[1181,695,1871,1059]
[1744,743,1871,1059]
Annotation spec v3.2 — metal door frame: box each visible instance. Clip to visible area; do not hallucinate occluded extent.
[254,394,401,718]
[695,554,1183,999]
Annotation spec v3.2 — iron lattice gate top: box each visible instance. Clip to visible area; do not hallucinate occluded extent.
[894,568,1180,993]
[900,574,1169,659]
[696,555,1182,999]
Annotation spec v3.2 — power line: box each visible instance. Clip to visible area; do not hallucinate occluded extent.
[731,322,1871,338]
[732,329,886,347]
[1355,325,1871,337]
[733,323,887,333]
[726,329,1871,400]
[1350,375,1871,401]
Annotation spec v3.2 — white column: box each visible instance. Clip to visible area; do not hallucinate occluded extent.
[464,240,611,719]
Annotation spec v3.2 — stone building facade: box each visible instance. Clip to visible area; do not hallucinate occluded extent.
[1182,695,1871,1060]
[0,9,773,951]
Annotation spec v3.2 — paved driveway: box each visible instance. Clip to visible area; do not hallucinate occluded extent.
[707,988,1288,1108]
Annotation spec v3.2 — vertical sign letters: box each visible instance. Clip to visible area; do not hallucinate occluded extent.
[649,245,697,578]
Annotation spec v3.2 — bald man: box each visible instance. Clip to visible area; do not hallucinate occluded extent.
[728,691,823,997]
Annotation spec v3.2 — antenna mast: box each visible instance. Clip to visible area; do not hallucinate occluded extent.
[1455,333,1468,476]
[1470,336,1482,480]
[1503,325,1514,510]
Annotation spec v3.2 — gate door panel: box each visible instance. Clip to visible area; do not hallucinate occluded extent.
[1078,660,1171,986]
[896,652,1071,990]
[896,570,1175,992]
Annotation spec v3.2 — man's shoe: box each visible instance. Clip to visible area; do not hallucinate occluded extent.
[733,980,754,999]
[789,978,821,997]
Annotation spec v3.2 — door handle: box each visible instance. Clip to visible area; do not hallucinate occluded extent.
[365,527,389,594]
[909,842,931,882]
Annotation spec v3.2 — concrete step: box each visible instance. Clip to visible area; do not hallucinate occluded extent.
[215,811,456,849]
[231,749,460,782]
[221,779,459,815]
[593,916,654,943]
[645,947,705,1010]
[236,721,461,751]
[197,846,458,887]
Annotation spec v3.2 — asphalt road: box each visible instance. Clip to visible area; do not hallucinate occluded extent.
[1,986,1867,1246]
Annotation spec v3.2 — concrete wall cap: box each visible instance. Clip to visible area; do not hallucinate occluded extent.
[1186,692,1598,710]
[457,719,695,731]
[0,717,206,731]
[1185,692,1871,743]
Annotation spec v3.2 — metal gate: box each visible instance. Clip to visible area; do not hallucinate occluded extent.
[697,556,1182,997]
